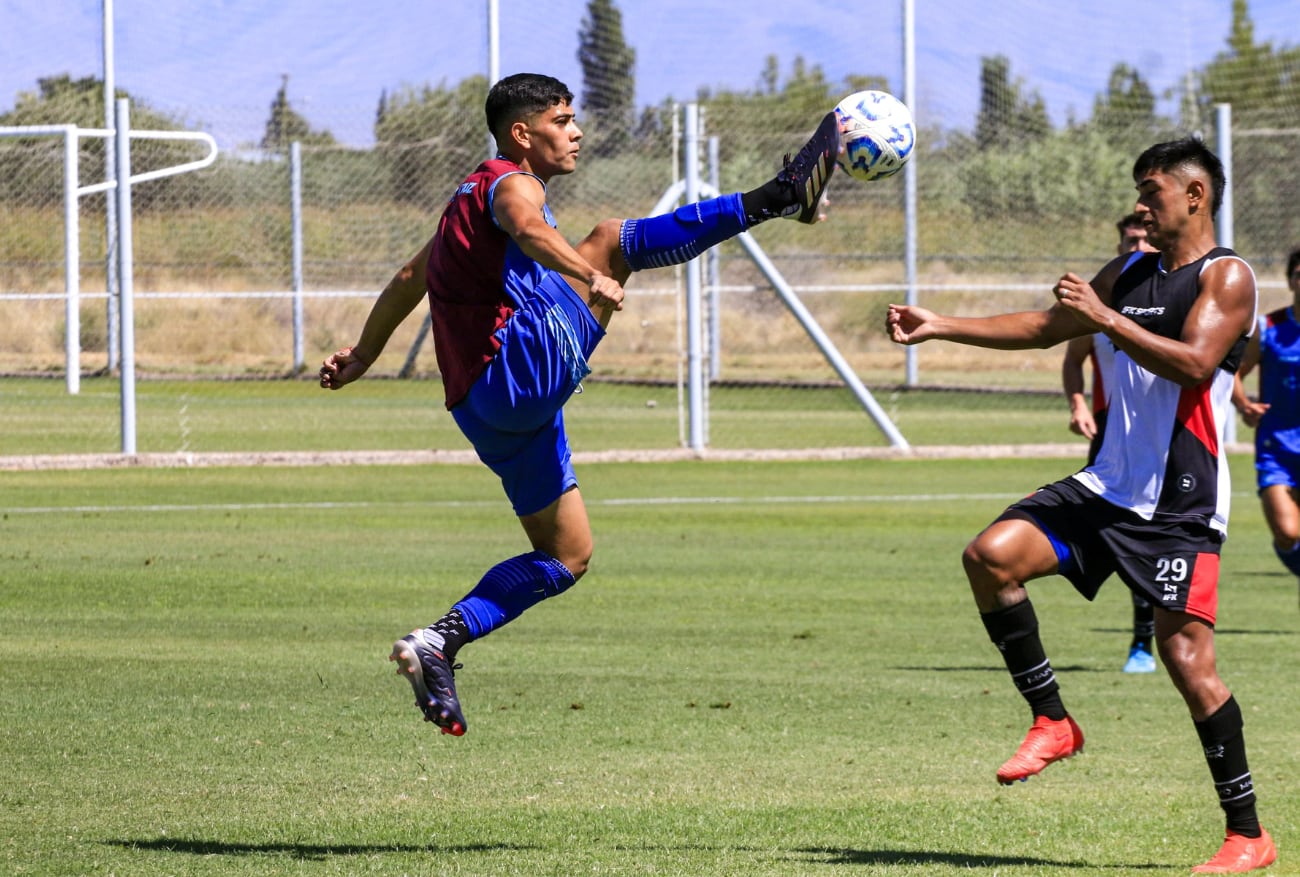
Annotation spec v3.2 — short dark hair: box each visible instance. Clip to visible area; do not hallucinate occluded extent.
[1116,212,1144,237]
[485,73,574,142]
[1287,246,1300,279]
[1132,137,1226,219]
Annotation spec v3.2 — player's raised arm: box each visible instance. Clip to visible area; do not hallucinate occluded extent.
[1100,257,1255,388]
[886,302,1088,350]
[492,172,624,312]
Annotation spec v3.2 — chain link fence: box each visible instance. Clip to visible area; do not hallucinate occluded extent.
[2,6,1298,457]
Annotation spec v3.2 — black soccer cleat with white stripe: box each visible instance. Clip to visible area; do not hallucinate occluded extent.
[777,110,840,224]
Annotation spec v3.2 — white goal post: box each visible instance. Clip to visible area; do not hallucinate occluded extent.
[0,101,217,455]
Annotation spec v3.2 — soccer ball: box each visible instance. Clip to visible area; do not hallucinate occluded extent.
[834,90,915,182]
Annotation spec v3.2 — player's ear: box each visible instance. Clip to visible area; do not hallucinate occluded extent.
[1186,176,1207,214]
[508,119,530,151]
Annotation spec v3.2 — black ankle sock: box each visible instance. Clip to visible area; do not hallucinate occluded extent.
[427,609,470,660]
[981,600,1066,721]
[1194,696,1261,837]
[740,178,793,226]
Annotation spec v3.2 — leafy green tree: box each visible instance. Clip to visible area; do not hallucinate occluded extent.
[577,0,636,156]
[1193,0,1300,259]
[0,74,203,209]
[975,55,1049,151]
[260,75,335,153]
[1093,63,1157,135]
[1196,0,1300,127]
[374,75,489,207]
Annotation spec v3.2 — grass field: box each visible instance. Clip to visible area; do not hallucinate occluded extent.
[1,375,1082,457]
[2,455,1297,876]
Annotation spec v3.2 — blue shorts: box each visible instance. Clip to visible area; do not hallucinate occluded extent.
[1256,437,1300,492]
[451,272,605,517]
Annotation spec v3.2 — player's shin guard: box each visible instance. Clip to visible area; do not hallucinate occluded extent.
[453,550,577,639]
[619,193,748,271]
[1194,695,1262,838]
[981,599,1067,721]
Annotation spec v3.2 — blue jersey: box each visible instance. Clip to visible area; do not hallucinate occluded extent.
[1256,306,1300,455]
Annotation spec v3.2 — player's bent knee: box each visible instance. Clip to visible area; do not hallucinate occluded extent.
[961,538,1000,578]
[577,219,627,276]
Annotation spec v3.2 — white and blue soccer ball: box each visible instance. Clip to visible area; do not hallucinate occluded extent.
[834,90,915,182]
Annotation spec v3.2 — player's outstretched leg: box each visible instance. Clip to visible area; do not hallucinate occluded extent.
[617,111,842,274]
[1192,827,1277,873]
[390,631,467,736]
[996,715,1084,784]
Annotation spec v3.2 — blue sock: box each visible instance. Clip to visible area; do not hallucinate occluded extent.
[619,193,748,271]
[1275,541,1300,577]
[453,550,577,639]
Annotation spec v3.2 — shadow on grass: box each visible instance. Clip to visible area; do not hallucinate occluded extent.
[890,664,1098,673]
[108,838,1173,870]
[105,838,536,860]
[796,846,1168,870]
[1090,627,1298,637]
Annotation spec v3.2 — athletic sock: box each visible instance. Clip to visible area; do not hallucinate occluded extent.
[980,600,1067,721]
[1193,695,1261,838]
[1273,540,1300,577]
[740,177,798,225]
[1130,593,1155,652]
[418,609,470,661]
[619,193,748,271]
[452,550,577,640]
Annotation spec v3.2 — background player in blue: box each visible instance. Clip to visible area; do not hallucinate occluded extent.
[1232,245,1300,603]
[1061,213,1159,673]
[888,138,1275,873]
[318,73,839,737]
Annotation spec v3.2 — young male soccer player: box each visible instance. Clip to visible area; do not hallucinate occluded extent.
[319,73,839,737]
[1232,245,1300,601]
[888,137,1276,873]
[1060,212,1160,674]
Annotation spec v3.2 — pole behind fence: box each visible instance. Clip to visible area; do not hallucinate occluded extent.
[291,141,305,371]
[115,99,137,455]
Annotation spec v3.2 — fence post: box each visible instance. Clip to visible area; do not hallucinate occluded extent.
[62,127,81,395]
[115,98,137,455]
[291,141,305,371]
[1216,102,1236,446]
[684,103,707,451]
[707,134,721,381]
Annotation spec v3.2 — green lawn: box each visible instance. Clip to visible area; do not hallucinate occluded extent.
[1,456,1296,876]
[1,376,1082,456]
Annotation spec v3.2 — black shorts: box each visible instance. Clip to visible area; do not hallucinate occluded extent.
[998,477,1222,624]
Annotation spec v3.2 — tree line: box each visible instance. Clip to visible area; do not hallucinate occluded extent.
[1,0,1296,228]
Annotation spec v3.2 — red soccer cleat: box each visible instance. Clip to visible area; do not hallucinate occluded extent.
[1192,828,1277,873]
[996,715,1084,784]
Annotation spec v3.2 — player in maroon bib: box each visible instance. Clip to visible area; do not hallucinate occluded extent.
[319,73,841,740]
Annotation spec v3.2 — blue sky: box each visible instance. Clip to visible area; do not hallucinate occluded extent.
[0,0,1295,147]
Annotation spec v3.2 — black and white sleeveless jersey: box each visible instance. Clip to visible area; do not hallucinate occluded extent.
[1072,248,1256,533]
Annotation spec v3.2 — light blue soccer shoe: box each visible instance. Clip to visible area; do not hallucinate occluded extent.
[1122,645,1156,674]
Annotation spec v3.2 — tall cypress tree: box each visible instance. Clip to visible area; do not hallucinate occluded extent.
[577,0,636,156]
